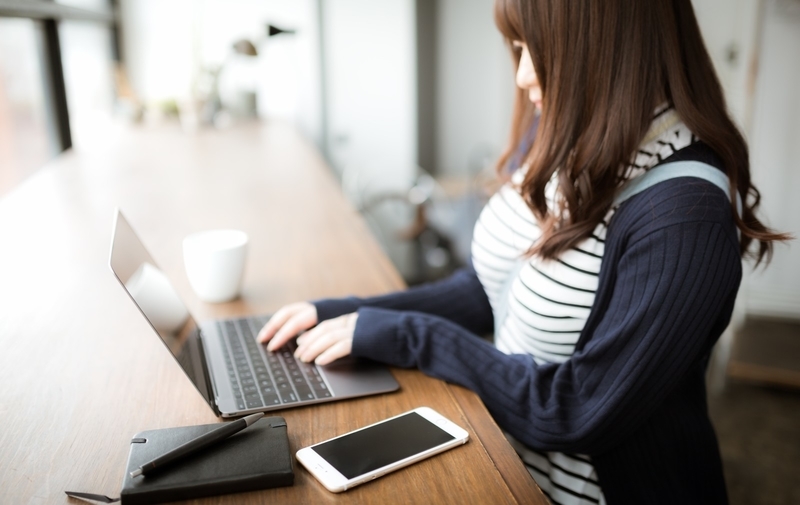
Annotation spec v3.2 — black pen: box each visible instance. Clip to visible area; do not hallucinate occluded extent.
[130,412,265,477]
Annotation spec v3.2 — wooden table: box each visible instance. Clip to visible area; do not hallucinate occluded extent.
[0,121,545,504]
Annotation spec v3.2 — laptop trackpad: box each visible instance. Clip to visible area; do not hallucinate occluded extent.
[320,357,400,398]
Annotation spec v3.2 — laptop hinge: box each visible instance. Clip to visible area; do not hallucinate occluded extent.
[196,330,221,417]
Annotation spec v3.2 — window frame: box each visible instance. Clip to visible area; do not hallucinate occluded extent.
[0,0,120,152]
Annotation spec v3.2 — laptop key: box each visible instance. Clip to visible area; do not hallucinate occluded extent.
[295,384,315,401]
[239,320,253,334]
[280,392,298,404]
[220,318,343,409]
[311,381,329,393]
[262,394,280,405]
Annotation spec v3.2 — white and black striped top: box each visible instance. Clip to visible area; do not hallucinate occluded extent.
[471,107,696,505]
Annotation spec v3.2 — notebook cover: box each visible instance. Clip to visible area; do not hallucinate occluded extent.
[120,417,293,505]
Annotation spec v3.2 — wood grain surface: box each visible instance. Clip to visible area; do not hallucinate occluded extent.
[0,121,545,504]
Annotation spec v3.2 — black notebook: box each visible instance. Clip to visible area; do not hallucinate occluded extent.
[118,416,293,504]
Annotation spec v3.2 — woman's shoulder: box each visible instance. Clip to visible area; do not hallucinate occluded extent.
[609,142,739,246]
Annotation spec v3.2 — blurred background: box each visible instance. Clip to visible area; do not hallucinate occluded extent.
[0,1,798,503]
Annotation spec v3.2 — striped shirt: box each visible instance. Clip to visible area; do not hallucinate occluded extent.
[471,107,696,505]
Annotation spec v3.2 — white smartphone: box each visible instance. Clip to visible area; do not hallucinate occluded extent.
[296,407,469,492]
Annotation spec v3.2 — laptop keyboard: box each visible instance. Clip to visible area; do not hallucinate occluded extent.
[218,317,332,411]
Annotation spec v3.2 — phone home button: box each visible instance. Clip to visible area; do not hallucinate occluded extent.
[435,418,448,427]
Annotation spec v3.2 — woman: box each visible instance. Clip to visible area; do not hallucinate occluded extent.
[259,0,788,503]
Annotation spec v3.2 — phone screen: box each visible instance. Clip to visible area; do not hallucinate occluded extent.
[311,412,456,479]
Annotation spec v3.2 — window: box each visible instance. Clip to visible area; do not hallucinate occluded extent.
[60,20,116,148]
[0,18,59,196]
[0,0,118,197]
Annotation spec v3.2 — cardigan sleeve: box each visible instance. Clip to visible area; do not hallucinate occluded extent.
[350,194,742,454]
[312,265,494,336]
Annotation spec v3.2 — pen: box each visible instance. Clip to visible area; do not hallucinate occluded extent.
[130,412,265,478]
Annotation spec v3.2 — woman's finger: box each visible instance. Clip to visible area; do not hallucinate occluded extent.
[293,313,349,353]
[267,306,318,351]
[293,317,334,349]
[257,302,317,348]
[295,313,357,363]
[293,319,338,358]
[314,339,353,366]
[257,305,294,342]
[296,327,349,363]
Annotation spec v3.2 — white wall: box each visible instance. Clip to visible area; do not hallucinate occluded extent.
[319,0,418,279]
[694,0,800,319]
[691,0,761,131]
[120,0,193,102]
[119,0,322,146]
[435,0,514,177]
[322,0,418,196]
[745,0,800,318]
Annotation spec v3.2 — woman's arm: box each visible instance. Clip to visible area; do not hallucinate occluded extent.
[350,197,741,454]
[313,264,494,336]
[259,264,494,350]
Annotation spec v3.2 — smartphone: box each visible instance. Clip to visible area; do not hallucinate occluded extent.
[296,407,469,492]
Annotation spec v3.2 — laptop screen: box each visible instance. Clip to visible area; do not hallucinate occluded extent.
[109,210,215,411]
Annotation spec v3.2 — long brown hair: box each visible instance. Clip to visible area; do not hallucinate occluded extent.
[494,0,789,263]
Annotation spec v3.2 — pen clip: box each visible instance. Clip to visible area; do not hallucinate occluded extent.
[65,491,121,503]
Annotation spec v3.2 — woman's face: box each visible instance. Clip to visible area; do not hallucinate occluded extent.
[513,40,542,111]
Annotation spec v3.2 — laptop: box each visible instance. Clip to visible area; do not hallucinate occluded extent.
[109,210,399,418]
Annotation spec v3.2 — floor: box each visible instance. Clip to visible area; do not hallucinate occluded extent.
[708,319,800,505]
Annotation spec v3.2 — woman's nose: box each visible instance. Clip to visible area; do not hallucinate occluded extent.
[516,47,538,90]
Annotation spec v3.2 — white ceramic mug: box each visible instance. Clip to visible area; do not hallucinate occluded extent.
[183,229,248,303]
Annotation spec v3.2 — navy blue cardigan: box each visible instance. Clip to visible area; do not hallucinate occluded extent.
[313,145,741,504]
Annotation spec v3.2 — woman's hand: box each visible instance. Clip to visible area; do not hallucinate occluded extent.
[294,313,358,365]
[257,302,318,351]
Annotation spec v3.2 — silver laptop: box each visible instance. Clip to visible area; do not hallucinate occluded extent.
[109,210,399,418]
